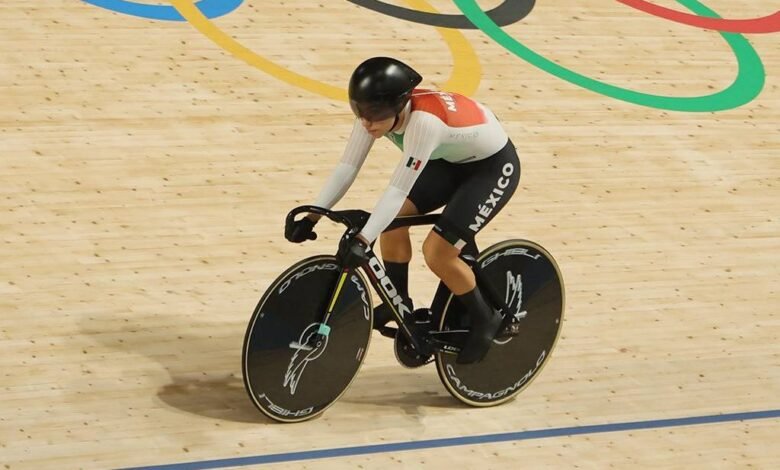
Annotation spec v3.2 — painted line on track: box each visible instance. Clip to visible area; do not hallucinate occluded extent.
[120,408,780,469]
[618,0,780,34]
[454,0,765,112]
[82,0,243,21]
[169,0,481,101]
[347,0,535,29]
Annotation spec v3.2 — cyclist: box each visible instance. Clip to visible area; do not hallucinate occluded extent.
[285,57,520,364]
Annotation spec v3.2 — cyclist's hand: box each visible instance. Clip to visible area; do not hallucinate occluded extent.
[338,235,370,269]
[285,217,317,243]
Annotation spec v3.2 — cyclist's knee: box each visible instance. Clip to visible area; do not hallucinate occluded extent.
[380,228,411,258]
[380,198,418,260]
[381,226,410,242]
[399,198,420,217]
[422,232,460,274]
[382,199,417,239]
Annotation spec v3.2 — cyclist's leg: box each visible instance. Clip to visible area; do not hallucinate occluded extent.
[422,141,521,362]
[379,198,418,275]
[375,159,459,328]
[381,159,459,292]
[373,199,418,330]
[425,140,520,291]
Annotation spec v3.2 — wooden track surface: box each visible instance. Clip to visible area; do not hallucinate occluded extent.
[1,0,778,468]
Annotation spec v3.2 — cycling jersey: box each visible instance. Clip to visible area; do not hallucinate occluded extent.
[314,89,511,243]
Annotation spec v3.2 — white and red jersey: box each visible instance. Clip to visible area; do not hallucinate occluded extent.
[314,89,510,242]
[386,89,508,163]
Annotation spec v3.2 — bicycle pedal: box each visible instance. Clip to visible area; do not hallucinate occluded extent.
[378,326,398,339]
[410,308,433,329]
[496,322,521,340]
[428,330,468,352]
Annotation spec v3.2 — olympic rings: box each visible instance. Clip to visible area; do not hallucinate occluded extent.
[82,0,772,111]
[169,0,481,101]
[347,0,535,29]
[454,0,765,112]
[81,0,243,21]
[618,0,780,34]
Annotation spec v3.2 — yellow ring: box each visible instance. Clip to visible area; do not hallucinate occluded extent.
[170,0,481,100]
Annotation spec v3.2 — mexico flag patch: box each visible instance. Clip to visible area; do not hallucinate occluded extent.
[406,157,422,171]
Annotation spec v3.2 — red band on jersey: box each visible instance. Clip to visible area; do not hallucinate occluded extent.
[411,89,487,128]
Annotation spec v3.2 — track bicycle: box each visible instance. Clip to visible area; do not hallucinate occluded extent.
[242,206,564,422]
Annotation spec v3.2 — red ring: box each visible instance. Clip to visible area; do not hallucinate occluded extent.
[618,0,780,33]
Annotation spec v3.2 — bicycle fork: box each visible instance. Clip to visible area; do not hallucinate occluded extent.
[309,261,433,357]
[311,268,352,345]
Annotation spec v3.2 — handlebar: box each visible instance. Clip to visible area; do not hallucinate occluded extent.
[286,205,442,239]
[286,206,371,231]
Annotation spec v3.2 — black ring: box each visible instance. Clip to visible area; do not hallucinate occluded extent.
[347,0,536,29]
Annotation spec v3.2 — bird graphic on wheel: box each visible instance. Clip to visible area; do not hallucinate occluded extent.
[284,323,329,395]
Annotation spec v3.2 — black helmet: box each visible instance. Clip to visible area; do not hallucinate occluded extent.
[348,57,422,121]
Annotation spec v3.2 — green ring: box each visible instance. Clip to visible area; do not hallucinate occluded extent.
[454,0,766,111]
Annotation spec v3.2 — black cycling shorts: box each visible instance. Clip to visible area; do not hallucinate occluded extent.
[407,139,520,251]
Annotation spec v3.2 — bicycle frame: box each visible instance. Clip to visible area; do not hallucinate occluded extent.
[286,206,520,356]
[354,246,432,354]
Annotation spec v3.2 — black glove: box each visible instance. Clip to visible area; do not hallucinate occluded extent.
[285,217,317,243]
[338,235,371,269]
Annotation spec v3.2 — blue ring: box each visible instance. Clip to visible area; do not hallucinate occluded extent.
[82,0,244,21]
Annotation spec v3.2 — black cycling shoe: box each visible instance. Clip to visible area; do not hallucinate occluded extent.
[456,307,502,364]
[372,297,413,331]
[372,303,394,331]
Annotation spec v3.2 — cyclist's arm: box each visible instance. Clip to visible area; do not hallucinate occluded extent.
[359,112,443,242]
[312,120,374,217]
